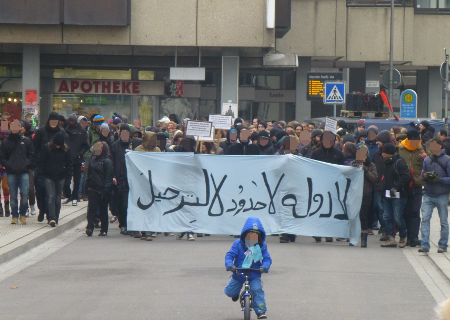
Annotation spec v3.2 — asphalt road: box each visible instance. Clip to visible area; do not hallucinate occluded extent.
[0,228,437,320]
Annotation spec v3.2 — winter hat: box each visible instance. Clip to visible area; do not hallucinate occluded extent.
[367,125,379,135]
[234,118,243,127]
[53,132,65,147]
[93,115,105,125]
[278,120,286,127]
[357,119,365,128]
[382,143,396,155]
[420,120,430,128]
[358,129,368,139]
[59,115,66,122]
[258,130,270,139]
[48,112,59,121]
[269,128,279,138]
[120,123,130,132]
[134,119,142,127]
[112,117,122,126]
[342,133,355,144]
[311,129,323,139]
[68,114,77,122]
[337,119,347,129]
[376,130,391,144]
[107,119,113,125]
[159,116,170,124]
[100,123,109,132]
[407,129,420,140]
[77,116,87,123]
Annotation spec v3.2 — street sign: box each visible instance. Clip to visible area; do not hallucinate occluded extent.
[323,82,345,104]
[400,89,417,118]
[307,72,343,101]
[382,69,402,88]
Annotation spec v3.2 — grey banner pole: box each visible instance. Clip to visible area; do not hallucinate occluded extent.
[334,104,336,118]
[445,49,449,129]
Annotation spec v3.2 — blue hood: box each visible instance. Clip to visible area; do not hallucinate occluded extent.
[240,217,266,244]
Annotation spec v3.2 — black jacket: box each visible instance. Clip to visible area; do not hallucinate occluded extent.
[93,133,115,149]
[311,145,344,165]
[229,142,251,155]
[110,139,131,191]
[39,143,72,181]
[383,153,410,197]
[66,124,89,164]
[33,121,67,163]
[372,149,385,192]
[86,155,114,194]
[421,126,435,146]
[0,134,34,175]
[443,137,450,156]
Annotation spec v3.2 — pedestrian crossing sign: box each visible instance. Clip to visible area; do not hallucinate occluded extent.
[324,82,345,104]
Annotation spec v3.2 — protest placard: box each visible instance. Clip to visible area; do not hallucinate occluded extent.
[208,114,232,130]
[186,120,213,137]
[324,117,337,134]
[198,126,215,142]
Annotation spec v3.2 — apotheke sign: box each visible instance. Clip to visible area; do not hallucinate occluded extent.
[55,79,164,96]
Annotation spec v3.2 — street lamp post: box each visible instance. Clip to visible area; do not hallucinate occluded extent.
[389,0,394,118]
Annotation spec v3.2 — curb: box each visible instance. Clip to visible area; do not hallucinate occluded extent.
[0,207,86,265]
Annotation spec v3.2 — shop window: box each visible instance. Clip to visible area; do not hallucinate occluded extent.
[53,94,131,121]
[159,98,198,122]
[53,69,131,80]
[347,0,413,6]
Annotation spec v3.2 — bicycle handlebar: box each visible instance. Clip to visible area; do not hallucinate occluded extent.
[233,268,262,273]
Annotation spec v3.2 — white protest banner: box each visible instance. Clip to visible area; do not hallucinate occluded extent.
[186,120,212,137]
[126,153,364,245]
[324,117,337,134]
[209,114,232,130]
[198,126,215,142]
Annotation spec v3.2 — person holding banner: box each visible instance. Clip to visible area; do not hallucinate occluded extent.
[110,124,132,235]
[311,131,344,243]
[219,129,237,155]
[348,145,378,247]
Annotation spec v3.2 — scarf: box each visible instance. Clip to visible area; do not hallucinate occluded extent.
[400,138,420,151]
[242,245,263,268]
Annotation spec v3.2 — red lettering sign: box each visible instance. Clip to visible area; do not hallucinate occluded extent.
[80,81,92,94]
[93,81,100,93]
[122,82,131,94]
[102,81,111,93]
[132,82,140,94]
[113,81,120,94]
[70,80,79,92]
[58,80,69,93]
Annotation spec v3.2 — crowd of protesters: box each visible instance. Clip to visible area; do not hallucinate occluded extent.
[0,111,449,253]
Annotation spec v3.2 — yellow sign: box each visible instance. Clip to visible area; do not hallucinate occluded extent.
[403,93,414,103]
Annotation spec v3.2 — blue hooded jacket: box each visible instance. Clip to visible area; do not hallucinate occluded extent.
[357,138,378,160]
[225,217,272,283]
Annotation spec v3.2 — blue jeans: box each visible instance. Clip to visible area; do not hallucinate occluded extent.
[383,197,407,239]
[78,173,84,198]
[373,191,384,229]
[7,173,29,218]
[420,194,449,250]
[224,277,266,314]
[44,178,65,222]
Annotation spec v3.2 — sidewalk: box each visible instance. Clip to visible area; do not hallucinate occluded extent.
[0,201,87,264]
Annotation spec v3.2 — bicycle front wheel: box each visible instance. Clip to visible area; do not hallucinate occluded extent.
[244,295,251,320]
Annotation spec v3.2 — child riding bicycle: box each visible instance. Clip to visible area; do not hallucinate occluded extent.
[224,217,272,319]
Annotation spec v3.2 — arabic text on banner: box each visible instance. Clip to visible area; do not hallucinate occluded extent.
[126,153,363,245]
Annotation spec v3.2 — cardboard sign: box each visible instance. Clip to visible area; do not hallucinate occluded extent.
[186,120,213,137]
[208,114,232,130]
[198,126,215,142]
[324,117,337,134]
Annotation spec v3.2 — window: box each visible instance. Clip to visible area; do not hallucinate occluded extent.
[347,0,413,6]
[415,0,450,11]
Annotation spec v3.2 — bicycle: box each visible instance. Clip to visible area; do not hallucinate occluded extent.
[232,267,263,320]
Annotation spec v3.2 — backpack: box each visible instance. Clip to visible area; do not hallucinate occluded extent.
[394,158,415,188]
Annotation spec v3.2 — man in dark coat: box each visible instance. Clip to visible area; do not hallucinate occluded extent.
[300,129,323,158]
[110,124,132,234]
[63,114,89,206]
[420,120,435,146]
[33,112,67,222]
[310,130,344,243]
[438,129,450,156]
[0,120,34,225]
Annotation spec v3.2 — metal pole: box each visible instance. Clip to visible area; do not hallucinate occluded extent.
[389,0,394,119]
[445,48,449,128]
[333,104,336,118]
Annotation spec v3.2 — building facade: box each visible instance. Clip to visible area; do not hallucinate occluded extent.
[0,0,449,125]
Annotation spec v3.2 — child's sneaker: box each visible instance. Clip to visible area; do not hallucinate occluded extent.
[187,234,195,241]
[257,313,267,319]
[231,295,239,302]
